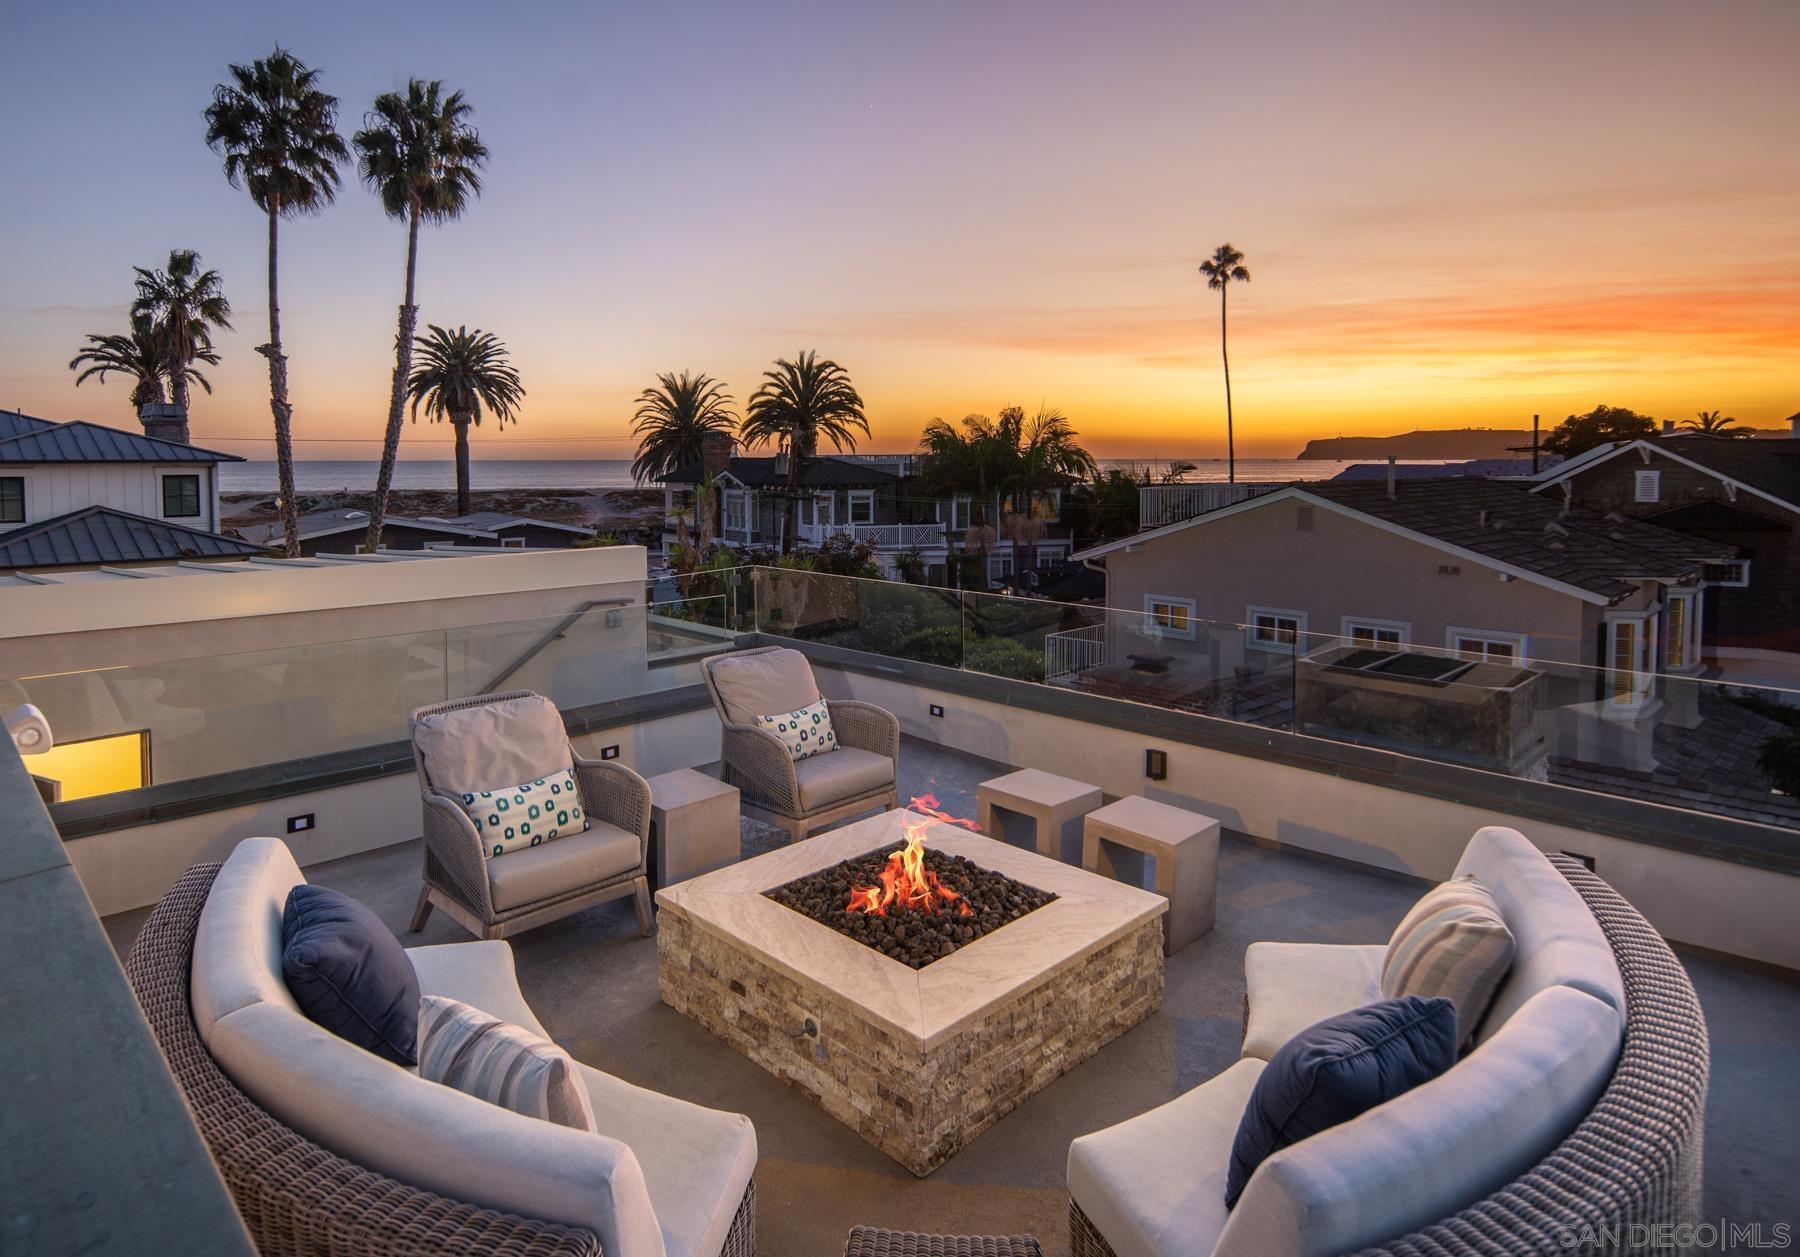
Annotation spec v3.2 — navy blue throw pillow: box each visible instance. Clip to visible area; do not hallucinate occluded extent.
[1225,995,1456,1207]
[281,884,420,1066]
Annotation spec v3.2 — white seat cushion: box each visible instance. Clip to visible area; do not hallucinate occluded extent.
[1066,1058,1266,1257]
[191,835,306,1040]
[486,822,642,912]
[413,693,574,798]
[1453,827,1624,1042]
[1213,985,1621,1257]
[793,747,895,811]
[407,940,549,1039]
[577,1063,758,1257]
[1241,942,1384,1061]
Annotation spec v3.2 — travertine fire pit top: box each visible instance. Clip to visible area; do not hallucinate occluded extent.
[656,809,1166,1051]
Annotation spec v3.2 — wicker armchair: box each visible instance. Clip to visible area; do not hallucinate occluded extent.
[703,647,900,841]
[1068,854,1709,1257]
[408,690,654,940]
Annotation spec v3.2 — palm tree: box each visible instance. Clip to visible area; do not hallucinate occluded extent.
[1198,243,1251,483]
[131,249,232,414]
[205,48,348,557]
[631,371,738,482]
[1678,409,1754,438]
[740,351,868,553]
[69,315,216,416]
[355,80,489,551]
[915,412,1008,588]
[406,325,525,516]
[996,405,1097,574]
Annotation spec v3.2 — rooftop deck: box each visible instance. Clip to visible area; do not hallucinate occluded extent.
[101,737,1800,1256]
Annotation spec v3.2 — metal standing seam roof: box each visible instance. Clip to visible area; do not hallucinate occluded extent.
[0,506,265,569]
[0,420,243,464]
[423,511,596,536]
[0,409,61,440]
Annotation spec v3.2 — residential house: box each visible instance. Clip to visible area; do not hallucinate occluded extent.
[660,434,1077,586]
[1527,428,1800,690]
[1072,476,1733,774]
[0,403,261,572]
[232,509,595,556]
[419,512,596,549]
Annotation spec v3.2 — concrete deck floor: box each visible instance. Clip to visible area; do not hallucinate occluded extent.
[105,736,1800,1255]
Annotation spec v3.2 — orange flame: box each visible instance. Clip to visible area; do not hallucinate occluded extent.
[845,795,977,917]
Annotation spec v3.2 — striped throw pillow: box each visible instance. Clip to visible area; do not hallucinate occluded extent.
[1381,875,1515,1048]
[417,996,597,1132]
[754,697,839,762]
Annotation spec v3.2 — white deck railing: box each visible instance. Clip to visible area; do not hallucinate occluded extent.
[1138,482,1283,529]
[796,521,945,549]
[1043,622,1110,680]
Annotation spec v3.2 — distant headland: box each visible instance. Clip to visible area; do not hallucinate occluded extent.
[1296,428,1535,460]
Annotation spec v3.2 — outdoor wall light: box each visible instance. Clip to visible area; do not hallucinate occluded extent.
[1145,748,1167,781]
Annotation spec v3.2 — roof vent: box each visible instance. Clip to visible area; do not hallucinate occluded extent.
[344,510,367,521]
[1296,506,1315,532]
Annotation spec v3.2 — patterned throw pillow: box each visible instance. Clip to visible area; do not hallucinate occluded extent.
[458,769,589,859]
[754,697,840,762]
[1381,874,1516,1048]
[417,996,597,1132]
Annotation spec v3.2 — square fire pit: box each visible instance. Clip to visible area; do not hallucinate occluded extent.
[656,809,1166,1176]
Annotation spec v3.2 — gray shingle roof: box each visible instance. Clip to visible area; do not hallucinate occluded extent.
[1301,477,1733,599]
[0,506,265,569]
[1649,436,1800,509]
[662,455,898,488]
[0,420,243,464]
[0,409,60,440]
[231,509,500,548]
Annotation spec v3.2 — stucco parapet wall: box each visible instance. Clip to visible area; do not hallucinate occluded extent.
[758,635,1800,879]
[0,545,649,641]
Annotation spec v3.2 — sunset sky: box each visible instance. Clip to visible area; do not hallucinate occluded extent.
[2,0,1796,462]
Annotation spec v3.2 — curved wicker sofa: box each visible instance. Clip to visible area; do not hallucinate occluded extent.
[1069,854,1709,1257]
[126,861,756,1257]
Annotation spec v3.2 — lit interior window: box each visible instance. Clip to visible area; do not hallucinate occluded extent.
[26,731,148,802]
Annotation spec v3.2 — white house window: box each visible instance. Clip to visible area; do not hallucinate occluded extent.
[1604,611,1656,712]
[1662,591,1699,671]
[0,476,22,524]
[501,536,526,549]
[1145,595,1197,641]
[1446,628,1528,663]
[988,553,1014,582]
[1634,470,1661,503]
[1342,616,1410,648]
[848,490,875,525]
[1247,606,1306,652]
[1037,543,1067,564]
[723,490,749,536]
[161,474,201,519]
[937,496,972,530]
[1703,559,1750,587]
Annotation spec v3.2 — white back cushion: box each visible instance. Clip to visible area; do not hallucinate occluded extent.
[191,835,305,1039]
[1214,985,1621,1257]
[1453,826,1624,1041]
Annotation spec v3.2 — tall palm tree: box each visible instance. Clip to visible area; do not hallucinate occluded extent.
[915,412,1007,588]
[355,80,489,551]
[130,249,232,414]
[70,315,217,415]
[406,324,525,517]
[204,48,348,557]
[631,371,738,482]
[996,405,1097,574]
[1678,409,1754,438]
[1198,243,1251,483]
[740,351,868,553]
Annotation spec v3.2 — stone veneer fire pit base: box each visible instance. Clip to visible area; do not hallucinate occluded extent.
[657,811,1166,1176]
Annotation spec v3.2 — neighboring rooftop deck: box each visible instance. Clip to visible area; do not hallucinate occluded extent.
[100,738,1800,1256]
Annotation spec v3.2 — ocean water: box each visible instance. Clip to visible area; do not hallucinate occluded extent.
[220,457,1431,493]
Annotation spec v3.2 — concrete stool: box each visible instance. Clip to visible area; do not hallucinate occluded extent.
[976,768,1103,864]
[647,768,741,890]
[1082,796,1219,954]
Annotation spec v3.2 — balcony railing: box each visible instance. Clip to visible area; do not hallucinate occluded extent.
[795,520,946,549]
[1139,482,1283,529]
[1044,622,1109,679]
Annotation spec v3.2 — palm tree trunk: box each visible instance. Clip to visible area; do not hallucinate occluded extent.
[1221,284,1234,485]
[169,351,190,413]
[367,208,422,552]
[259,203,302,559]
[453,413,473,518]
[782,452,801,555]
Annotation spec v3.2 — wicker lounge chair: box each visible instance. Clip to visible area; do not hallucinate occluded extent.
[408,690,654,940]
[124,857,756,1257]
[702,646,899,841]
[1067,840,1708,1257]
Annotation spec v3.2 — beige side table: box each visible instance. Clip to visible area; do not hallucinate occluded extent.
[976,768,1103,864]
[1082,795,1219,954]
[647,768,741,889]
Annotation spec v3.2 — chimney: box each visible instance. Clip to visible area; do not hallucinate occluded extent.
[138,401,189,445]
[1789,410,1799,437]
[1661,419,1675,435]
[700,431,735,478]
[1385,456,1397,500]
